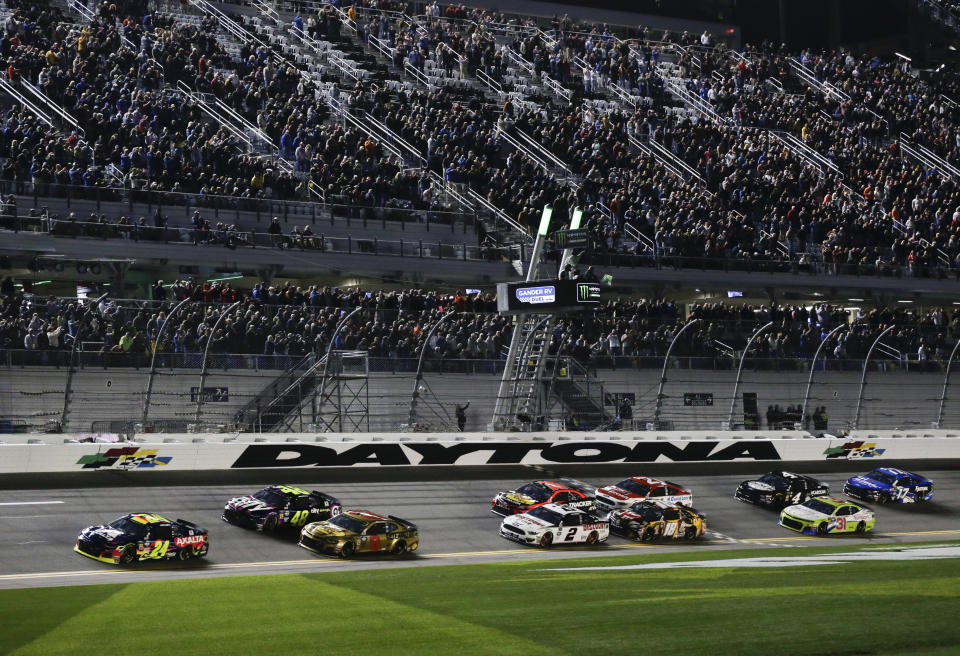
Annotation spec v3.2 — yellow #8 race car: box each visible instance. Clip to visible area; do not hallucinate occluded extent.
[298,509,419,558]
[608,501,707,542]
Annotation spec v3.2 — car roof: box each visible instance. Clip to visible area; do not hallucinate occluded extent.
[812,496,849,507]
[267,485,312,497]
[540,503,582,515]
[871,467,918,478]
[343,510,390,523]
[125,513,171,525]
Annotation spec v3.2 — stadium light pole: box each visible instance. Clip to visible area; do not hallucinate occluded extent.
[194,300,241,424]
[800,323,847,430]
[60,328,83,432]
[143,296,193,423]
[935,338,960,428]
[727,321,773,429]
[653,318,699,429]
[407,310,457,429]
[852,325,896,431]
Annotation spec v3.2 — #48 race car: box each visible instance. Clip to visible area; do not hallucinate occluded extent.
[222,485,342,532]
[75,513,209,565]
[499,503,610,548]
[608,501,707,542]
[844,467,934,504]
[779,496,875,536]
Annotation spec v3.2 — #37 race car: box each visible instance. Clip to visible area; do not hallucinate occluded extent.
[594,476,693,514]
[735,471,830,508]
[75,513,209,565]
[222,485,342,532]
[608,501,707,542]
[491,479,596,516]
[844,467,934,504]
[499,503,609,548]
[299,510,419,558]
[779,496,875,536]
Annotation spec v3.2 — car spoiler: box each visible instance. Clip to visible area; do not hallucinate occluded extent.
[557,477,597,496]
[388,515,417,530]
[176,518,201,528]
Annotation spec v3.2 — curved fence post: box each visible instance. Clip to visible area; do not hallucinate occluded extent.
[407,310,457,428]
[727,321,773,429]
[800,323,847,428]
[60,328,83,432]
[194,301,241,424]
[653,318,699,428]
[852,325,896,431]
[935,338,960,427]
[143,296,193,423]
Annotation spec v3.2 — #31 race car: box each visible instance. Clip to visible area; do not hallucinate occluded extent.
[608,500,707,542]
[491,479,596,516]
[594,476,692,514]
[222,485,342,532]
[499,503,609,548]
[779,496,875,536]
[844,467,934,504]
[298,510,419,558]
[735,471,830,508]
[75,513,209,565]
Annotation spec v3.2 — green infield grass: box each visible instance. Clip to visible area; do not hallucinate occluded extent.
[2,542,959,656]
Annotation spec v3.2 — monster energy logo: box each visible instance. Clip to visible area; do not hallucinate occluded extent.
[577,283,600,302]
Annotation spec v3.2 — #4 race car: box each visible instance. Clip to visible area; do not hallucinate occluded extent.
[594,476,692,514]
[499,503,609,548]
[779,496,875,536]
[844,467,934,504]
[735,471,830,508]
[222,485,342,532]
[75,513,209,565]
[491,479,596,516]
[608,501,707,542]
[298,510,419,558]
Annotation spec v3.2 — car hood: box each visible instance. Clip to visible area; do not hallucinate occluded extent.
[302,523,351,539]
[226,495,277,515]
[847,477,887,490]
[499,492,537,506]
[503,514,552,531]
[782,505,827,521]
[745,481,776,492]
[597,486,636,501]
[79,525,127,545]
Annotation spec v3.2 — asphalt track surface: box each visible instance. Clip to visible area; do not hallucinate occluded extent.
[1,465,959,589]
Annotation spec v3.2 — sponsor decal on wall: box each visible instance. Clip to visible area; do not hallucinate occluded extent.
[190,386,229,403]
[683,393,714,407]
[823,441,886,459]
[77,447,173,469]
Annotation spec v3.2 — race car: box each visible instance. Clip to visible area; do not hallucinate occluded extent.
[735,471,830,508]
[75,513,209,565]
[608,501,707,542]
[844,467,934,504]
[499,503,609,548]
[779,496,875,536]
[594,476,692,514]
[298,509,419,558]
[222,485,342,532]
[491,479,596,516]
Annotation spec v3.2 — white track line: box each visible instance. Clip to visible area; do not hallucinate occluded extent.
[0,501,64,506]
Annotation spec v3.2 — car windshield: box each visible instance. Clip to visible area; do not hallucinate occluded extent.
[326,514,366,533]
[253,488,286,507]
[867,471,897,486]
[515,483,552,502]
[801,499,836,515]
[626,503,661,520]
[758,473,787,487]
[526,506,563,525]
[616,479,651,495]
[107,517,149,538]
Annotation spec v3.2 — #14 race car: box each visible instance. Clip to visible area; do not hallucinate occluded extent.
[735,471,830,508]
[594,476,692,514]
[299,510,419,558]
[779,496,875,536]
[499,503,609,548]
[75,513,209,564]
[491,479,596,516]
[222,485,342,532]
[844,467,934,504]
[608,501,707,542]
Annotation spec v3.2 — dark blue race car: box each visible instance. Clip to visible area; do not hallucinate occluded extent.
[844,467,934,504]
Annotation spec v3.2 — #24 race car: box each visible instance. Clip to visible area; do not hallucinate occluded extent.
[735,471,830,508]
[299,510,419,558]
[844,467,934,504]
[222,485,342,532]
[608,501,707,542]
[75,513,209,564]
[499,503,609,548]
[779,496,875,536]
[491,479,596,516]
[594,476,693,514]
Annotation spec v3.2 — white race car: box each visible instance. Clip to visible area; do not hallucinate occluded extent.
[499,503,609,548]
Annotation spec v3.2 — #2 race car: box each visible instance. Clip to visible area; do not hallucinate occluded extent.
[491,479,596,516]
[735,471,830,508]
[844,467,934,504]
[298,510,419,558]
[594,476,692,514]
[779,496,875,536]
[499,503,609,548]
[608,501,707,542]
[75,513,209,564]
[222,485,342,532]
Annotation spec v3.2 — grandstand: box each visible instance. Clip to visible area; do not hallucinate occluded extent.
[4,0,960,436]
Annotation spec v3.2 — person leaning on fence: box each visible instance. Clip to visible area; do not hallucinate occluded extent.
[455,401,470,431]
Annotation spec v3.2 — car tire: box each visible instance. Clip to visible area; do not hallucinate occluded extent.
[178,546,194,561]
[539,532,553,548]
[586,531,599,545]
[340,541,355,558]
[391,540,407,555]
[119,544,137,565]
[262,515,278,532]
[817,522,829,536]
[640,528,656,543]
[855,521,866,534]
[684,526,698,540]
